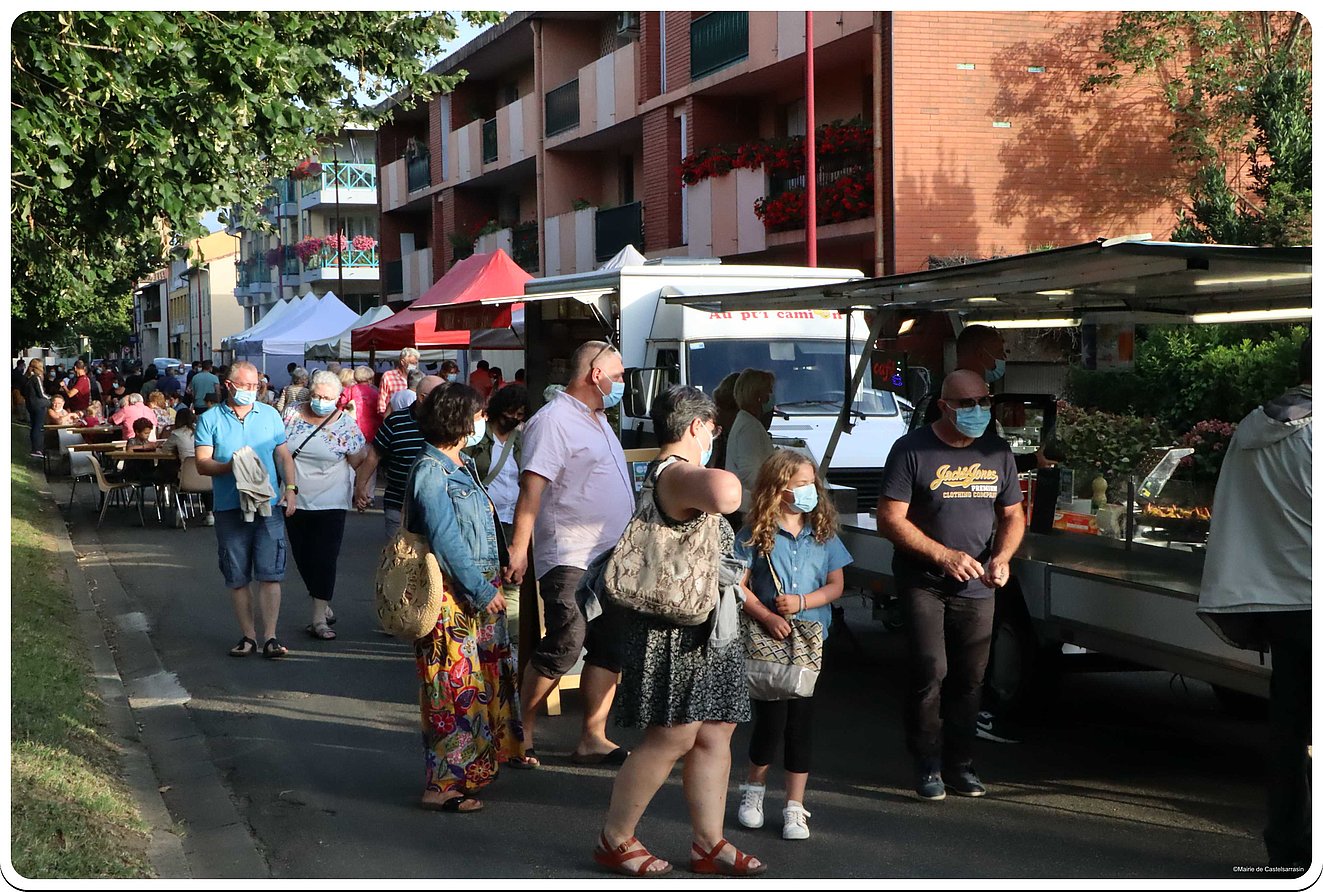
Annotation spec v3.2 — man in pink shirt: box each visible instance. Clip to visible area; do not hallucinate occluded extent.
[507,340,634,766]
[376,348,418,417]
[110,393,158,441]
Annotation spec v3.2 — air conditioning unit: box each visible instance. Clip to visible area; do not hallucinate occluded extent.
[616,11,640,36]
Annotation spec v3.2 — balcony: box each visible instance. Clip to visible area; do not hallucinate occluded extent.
[449,120,484,184]
[548,43,637,149]
[302,245,381,283]
[594,202,643,263]
[402,248,433,301]
[482,118,498,165]
[495,95,538,167]
[545,79,580,138]
[474,224,539,274]
[686,167,766,259]
[407,154,431,193]
[384,259,404,296]
[299,162,378,211]
[381,158,408,212]
[543,207,597,277]
[691,12,749,81]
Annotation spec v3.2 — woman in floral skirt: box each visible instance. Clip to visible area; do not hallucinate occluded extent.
[406,383,534,813]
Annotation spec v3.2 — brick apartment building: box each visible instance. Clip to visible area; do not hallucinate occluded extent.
[377,11,1182,302]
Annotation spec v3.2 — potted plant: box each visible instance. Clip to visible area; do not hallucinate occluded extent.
[351,234,377,252]
[294,236,324,265]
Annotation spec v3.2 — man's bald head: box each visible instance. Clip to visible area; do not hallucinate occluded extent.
[416,375,445,400]
[940,369,990,400]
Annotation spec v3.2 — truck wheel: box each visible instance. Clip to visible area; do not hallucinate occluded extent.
[987,589,1059,715]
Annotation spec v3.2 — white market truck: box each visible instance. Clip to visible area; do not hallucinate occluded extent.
[500,259,912,501]
[662,237,1312,712]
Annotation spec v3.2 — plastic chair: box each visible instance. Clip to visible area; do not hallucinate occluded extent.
[88,455,144,529]
[67,447,100,509]
[173,456,212,530]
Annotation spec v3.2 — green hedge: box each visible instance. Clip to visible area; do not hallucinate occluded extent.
[1066,324,1309,431]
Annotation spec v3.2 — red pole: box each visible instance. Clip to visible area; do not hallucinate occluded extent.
[805,12,817,268]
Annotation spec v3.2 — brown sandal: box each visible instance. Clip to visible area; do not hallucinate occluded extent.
[689,838,766,876]
[593,832,673,877]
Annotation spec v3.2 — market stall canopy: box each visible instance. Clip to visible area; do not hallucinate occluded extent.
[304,304,394,360]
[597,244,647,270]
[251,292,359,356]
[222,297,294,350]
[661,237,1313,323]
[232,294,321,353]
[423,249,532,331]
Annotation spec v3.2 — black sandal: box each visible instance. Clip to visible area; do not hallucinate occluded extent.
[261,637,288,659]
[438,795,482,813]
[229,636,258,657]
[508,749,539,770]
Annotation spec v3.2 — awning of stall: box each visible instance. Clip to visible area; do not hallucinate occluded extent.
[304,304,395,360]
[661,237,1313,322]
[351,304,472,351]
[245,292,359,355]
[222,297,295,350]
[232,293,322,354]
[471,287,616,328]
[415,249,532,331]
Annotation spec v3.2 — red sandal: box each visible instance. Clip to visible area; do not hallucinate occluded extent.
[690,838,767,876]
[593,832,673,877]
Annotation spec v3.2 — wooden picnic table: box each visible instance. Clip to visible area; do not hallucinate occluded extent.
[106,449,180,462]
[69,441,126,453]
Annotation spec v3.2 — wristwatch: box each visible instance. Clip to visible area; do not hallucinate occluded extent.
[285,484,299,494]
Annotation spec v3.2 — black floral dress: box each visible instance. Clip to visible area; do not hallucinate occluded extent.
[615,459,751,728]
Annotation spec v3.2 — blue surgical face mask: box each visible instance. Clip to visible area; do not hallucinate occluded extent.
[310,397,336,417]
[597,376,624,409]
[984,357,1006,384]
[953,404,992,438]
[465,416,486,448]
[231,387,256,407]
[445,373,459,383]
[699,424,715,467]
[789,483,819,514]
[763,393,776,412]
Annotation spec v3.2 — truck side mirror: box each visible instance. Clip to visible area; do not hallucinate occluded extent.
[623,368,648,418]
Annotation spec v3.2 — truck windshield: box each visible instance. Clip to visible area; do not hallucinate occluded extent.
[687,339,898,416]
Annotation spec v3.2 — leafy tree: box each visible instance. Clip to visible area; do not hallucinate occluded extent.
[11,11,503,348]
[1084,12,1311,246]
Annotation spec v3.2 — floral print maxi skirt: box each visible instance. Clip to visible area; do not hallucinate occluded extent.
[414,579,525,796]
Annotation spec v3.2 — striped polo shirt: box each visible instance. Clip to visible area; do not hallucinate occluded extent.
[372,406,427,511]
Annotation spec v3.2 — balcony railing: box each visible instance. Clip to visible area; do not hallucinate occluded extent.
[299,162,377,197]
[306,246,380,270]
[690,12,749,80]
[407,154,431,192]
[384,259,404,294]
[545,79,580,137]
[594,201,643,263]
[768,154,871,199]
[482,118,498,164]
[512,224,539,274]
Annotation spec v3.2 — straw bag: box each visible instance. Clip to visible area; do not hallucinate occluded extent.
[602,457,722,626]
[744,555,823,699]
[374,461,446,640]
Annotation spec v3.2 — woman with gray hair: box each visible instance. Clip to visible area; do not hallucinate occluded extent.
[726,368,777,514]
[283,369,370,639]
[593,385,765,877]
[275,367,311,415]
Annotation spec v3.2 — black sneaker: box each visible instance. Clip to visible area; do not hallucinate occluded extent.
[976,710,1020,744]
[944,767,987,797]
[915,771,946,801]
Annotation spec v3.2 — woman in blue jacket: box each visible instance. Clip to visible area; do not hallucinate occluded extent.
[406,383,533,814]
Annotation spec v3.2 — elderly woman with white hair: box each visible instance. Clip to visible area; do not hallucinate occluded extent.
[275,367,311,415]
[725,368,777,514]
[283,369,370,640]
[110,391,160,441]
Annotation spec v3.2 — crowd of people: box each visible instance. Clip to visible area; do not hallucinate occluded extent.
[19,325,1307,876]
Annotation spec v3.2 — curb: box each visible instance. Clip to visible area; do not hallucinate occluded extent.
[36,474,269,879]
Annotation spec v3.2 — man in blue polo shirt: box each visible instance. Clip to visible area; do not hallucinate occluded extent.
[195,360,298,659]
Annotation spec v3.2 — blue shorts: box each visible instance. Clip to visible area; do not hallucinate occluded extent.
[214,509,287,589]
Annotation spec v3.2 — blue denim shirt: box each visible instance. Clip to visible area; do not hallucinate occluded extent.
[406,444,501,609]
[735,525,853,641]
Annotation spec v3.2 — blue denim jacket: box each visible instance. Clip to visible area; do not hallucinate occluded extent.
[406,444,501,609]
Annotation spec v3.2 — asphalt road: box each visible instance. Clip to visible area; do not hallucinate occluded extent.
[59,480,1275,880]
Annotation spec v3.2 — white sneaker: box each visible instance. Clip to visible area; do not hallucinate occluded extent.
[782,802,811,840]
[737,782,765,829]
[204,512,215,526]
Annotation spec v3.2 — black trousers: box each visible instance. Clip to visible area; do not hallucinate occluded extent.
[749,697,815,774]
[900,584,994,771]
[27,404,47,453]
[1262,611,1312,868]
[285,509,347,601]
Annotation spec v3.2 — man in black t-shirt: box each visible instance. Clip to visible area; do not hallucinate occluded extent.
[878,369,1026,802]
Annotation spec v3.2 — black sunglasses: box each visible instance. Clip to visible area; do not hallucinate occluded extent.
[944,396,994,409]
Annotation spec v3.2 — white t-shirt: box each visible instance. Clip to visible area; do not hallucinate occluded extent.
[283,411,366,511]
[485,433,520,525]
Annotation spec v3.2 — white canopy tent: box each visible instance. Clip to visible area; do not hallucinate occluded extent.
[253,292,359,356]
[304,304,395,361]
[221,297,295,351]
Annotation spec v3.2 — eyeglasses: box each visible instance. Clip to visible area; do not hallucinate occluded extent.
[945,396,994,409]
[588,341,618,369]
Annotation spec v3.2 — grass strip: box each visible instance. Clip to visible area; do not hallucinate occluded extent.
[10,427,153,878]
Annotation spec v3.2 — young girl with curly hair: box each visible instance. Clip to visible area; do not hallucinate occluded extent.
[733,449,852,841]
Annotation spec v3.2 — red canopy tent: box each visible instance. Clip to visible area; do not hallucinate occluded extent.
[352,250,532,351]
